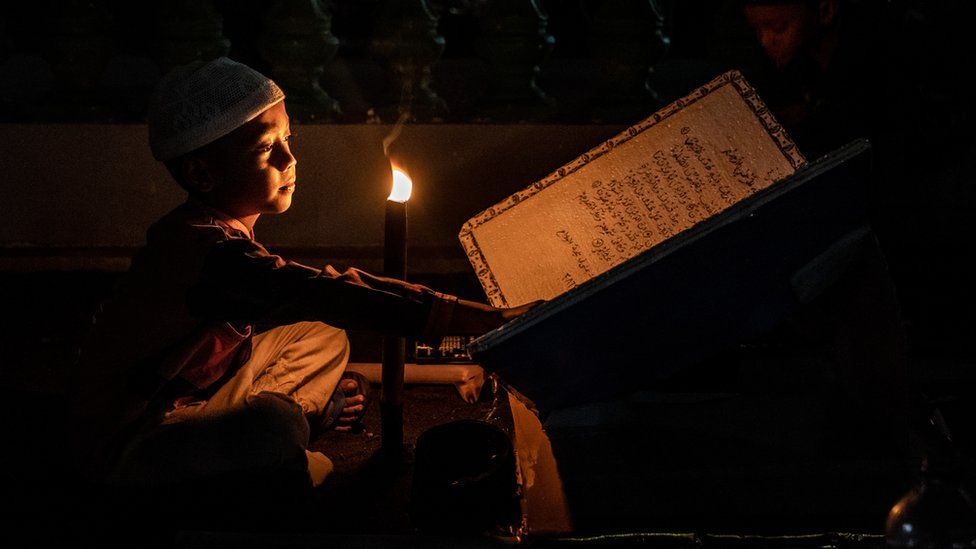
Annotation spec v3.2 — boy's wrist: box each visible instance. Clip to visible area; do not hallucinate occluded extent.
[420,291,459,345]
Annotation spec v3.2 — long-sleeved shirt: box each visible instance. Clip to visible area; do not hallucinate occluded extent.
[70,199,456,478]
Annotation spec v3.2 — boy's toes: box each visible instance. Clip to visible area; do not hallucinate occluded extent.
[341,403,364,416]
[326,371,371,432]
[340,378,359,394]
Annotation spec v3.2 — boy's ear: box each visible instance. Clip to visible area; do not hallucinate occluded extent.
[184,157,216,194]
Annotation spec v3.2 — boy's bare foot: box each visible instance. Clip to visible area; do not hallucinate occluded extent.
[334,377,367,432]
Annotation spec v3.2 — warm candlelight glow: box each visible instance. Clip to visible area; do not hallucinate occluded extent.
[388,164,413,203]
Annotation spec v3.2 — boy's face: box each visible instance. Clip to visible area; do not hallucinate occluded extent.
[744,2,818,69]
[199,101,297,218]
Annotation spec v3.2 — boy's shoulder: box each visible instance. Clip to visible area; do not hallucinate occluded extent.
[147,200,253,251]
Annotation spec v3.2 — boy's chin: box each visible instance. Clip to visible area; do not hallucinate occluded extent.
[267,196,293,214]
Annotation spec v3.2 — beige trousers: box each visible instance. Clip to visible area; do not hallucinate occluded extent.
[111,321,349,487]
[199,321,349,419]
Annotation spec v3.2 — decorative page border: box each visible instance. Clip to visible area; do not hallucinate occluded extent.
[459,70,806,305]
[727,74,807,170]
[464,230,509,307]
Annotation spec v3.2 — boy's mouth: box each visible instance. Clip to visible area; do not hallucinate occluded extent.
[279,182,296,192]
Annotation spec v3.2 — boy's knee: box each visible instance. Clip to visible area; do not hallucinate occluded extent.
[303,322,350,368]
[305,321,349,351]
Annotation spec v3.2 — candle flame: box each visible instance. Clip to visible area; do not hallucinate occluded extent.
[388,163,412,203]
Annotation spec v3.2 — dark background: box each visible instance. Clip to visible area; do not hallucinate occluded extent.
[0,0,974,539]
[2,0,973,355]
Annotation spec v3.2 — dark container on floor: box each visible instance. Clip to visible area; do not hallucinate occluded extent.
[410,419,519,533]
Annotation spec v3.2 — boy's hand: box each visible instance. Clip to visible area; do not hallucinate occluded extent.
[449,299,544,335]
[501,299,544,322]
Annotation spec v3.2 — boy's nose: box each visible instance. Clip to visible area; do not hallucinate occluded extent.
[276,143,297,172]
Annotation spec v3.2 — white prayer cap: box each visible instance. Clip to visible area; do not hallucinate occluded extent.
[148,57,285,161]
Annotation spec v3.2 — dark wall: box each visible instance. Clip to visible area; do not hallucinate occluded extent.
[1,0,974,354]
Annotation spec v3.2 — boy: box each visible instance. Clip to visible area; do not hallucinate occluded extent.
[69,57,530,494]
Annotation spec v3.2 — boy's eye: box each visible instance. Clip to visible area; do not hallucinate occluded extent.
[256,135,292,153]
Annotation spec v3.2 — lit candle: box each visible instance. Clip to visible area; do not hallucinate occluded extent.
[384,164,412,279]
[381,162,412,456]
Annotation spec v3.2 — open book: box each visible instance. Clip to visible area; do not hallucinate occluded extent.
[459,71,806,308]
[458,71,873,411]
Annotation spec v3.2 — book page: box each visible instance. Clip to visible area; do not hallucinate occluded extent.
[460,71,806,307]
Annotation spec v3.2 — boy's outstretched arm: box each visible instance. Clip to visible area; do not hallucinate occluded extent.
[329,268,543,334]
[188,237,541,344]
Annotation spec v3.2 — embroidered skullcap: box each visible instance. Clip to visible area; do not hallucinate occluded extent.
[148,57,285,161]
